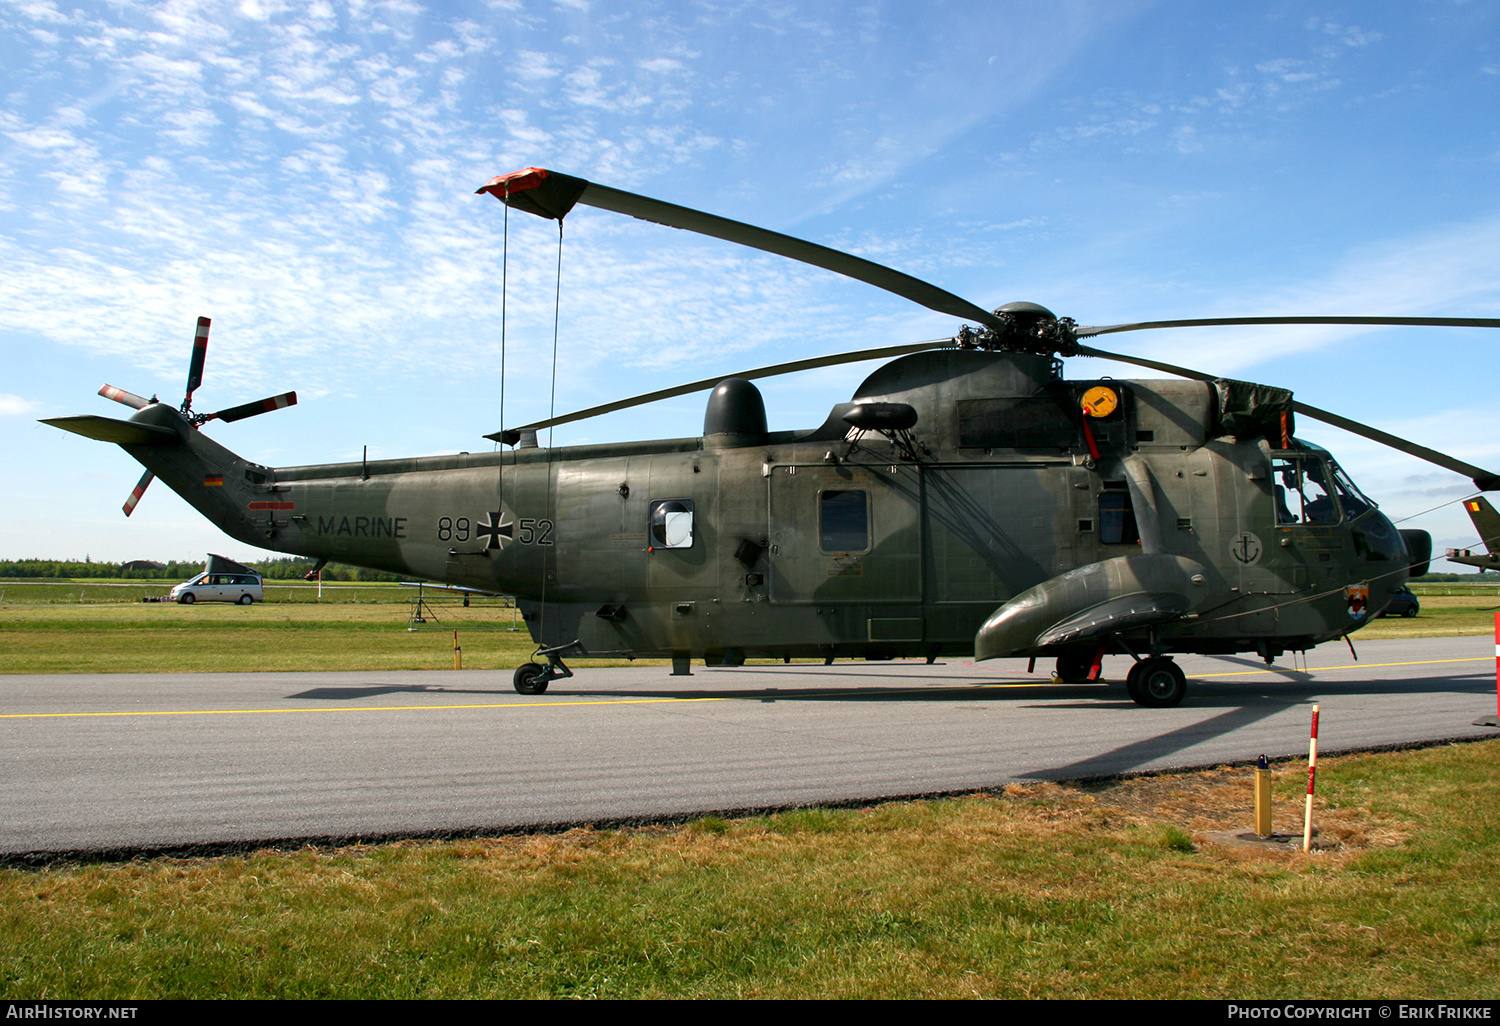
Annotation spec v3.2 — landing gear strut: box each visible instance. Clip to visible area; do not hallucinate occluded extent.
[1125,657,1187,708]
[512,640,579,695]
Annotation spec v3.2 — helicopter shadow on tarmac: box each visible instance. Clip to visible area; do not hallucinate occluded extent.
[283,683,495,700]
[270,666,1492,782]
[279,660,1489,708]
[1027,669,1492,776]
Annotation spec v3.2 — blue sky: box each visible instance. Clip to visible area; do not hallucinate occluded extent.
[3,0,1498,564]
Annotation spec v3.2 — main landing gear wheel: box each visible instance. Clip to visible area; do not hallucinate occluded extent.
[513,662,549,695]
[1125,657,1187,708]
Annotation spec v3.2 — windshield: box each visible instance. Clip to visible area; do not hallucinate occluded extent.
[1296,441,1376,520]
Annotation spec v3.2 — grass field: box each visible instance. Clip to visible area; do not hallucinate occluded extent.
[3,578,1496,998]
[1,578,1495,674]
[2,741,1496,999]
[0,581,549,672]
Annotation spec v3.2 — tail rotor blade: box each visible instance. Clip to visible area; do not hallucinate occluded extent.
[184,316,211,407]
[207,391,297,424]
[98,384,151,410]
[123,470,154,517]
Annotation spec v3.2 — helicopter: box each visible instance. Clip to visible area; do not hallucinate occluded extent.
[43,166,1500,708]
[1446,497,1500,573]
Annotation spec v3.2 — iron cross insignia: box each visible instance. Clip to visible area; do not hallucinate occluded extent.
[476,511,514,551]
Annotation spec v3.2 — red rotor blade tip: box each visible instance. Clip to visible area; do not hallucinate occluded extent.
[98,384,150,410]
[122,470,153,517]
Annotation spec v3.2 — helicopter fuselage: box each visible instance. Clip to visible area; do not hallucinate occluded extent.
[118,348,1412,669]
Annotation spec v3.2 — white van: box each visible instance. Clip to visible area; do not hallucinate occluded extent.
[169,570,264,605]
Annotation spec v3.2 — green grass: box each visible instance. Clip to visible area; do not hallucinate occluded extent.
[1356,594,1497,639]
[2,578,1494,674]
[0,594,541,672]
[2,742,1496,998]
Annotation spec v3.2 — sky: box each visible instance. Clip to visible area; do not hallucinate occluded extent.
[2,0,1498,566]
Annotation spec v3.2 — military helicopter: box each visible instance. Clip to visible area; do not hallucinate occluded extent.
[43,167,1500,707]
[1447,497,1500,573]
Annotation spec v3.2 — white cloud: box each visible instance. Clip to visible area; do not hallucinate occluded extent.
[512,49,560,81]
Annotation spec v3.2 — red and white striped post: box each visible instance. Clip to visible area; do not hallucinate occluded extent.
[1477,614,1500,728]
[1303,704,1320,852]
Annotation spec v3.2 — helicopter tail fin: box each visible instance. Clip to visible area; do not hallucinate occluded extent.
[1447,497,1500,571]
[41,415,180,447]
[44,405,281,547]
[1463,497,1500,553]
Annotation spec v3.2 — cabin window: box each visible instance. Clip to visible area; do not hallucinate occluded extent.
[1099,490,1139,545]
[649,499,694,549]
[820,490,870,553]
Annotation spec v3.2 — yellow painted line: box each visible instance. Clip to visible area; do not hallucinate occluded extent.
[0,696,735,720]
[2,655,1487,721]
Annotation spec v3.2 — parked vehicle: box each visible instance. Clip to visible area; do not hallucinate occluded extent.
[169,554,264,605]
[1379,586,1420,618]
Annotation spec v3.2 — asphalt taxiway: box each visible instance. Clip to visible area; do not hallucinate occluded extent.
[2,635,1494,856]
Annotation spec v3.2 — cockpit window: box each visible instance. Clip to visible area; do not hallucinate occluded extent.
[1273,456,1340,525]
[1294,441,1375,520]
[1328,461,1374,519]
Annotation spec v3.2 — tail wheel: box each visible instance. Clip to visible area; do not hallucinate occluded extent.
[513,662,550,695]
[1125,657,1186,708]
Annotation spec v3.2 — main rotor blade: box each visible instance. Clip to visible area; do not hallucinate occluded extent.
[477,168,1004,332]
[123,470,153,517]
[98,384,151,410]
[1075,315,1500,338]
[1077,344,1500,491]
[184,316,210,406]
[1289,401,1500,491]
[1072,344,1217,382]
[488,338,956,438]
[207,391,297,424]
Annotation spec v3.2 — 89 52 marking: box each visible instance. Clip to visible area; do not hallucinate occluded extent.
[437,512,552,550]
